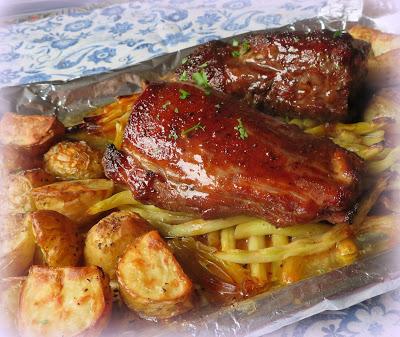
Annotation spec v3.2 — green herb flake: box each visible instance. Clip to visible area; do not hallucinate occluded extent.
[192,70,210,91]
[40,320,49,325]
[232,38,239,47]
[179,71,189,82]
[234,118,248,140]
[168,130,178,140]
[181,122,205,137]
[199,62,208,68]
[240,40,250,54]
[174,107,179,113]
[179,89,191,99]
[181,57,188,64]
[162,100,171,109]
[232,39,251,57]
[231,50,241,57]
[333,30,344,38]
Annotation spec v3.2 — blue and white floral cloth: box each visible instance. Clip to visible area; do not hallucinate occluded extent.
[0,0,399,336]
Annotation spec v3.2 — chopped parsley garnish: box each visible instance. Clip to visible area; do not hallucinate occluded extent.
[240,40,250,54]
[231,50,241,57]
[333,30,344,38]
[179,89,190,99]
[232,38,239,47]
[40,320,49,325]
[192,70,210,92]
[181,57,188,64]
[179,71,189,81]
[181,122,205,137]
[234,118,248,140]
[174,107,179,113]
[168,130,178,140]
[232,39,251,57]
[199,62,208,68]
[162,100,171,109]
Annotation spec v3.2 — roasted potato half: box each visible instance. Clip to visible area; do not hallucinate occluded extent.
[31,179,114,226]
[349,25,400,56]
[27,211,82,267]
[0,214,35,277]
[18,266,112,337]
[117,230,193,319]
[84,210,151,279]
[0,277,25,335]
[44,141,104,180]
[5,169,55,214]
[0,112,65,156]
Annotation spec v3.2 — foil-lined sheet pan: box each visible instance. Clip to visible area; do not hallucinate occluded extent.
[1,10,399,337]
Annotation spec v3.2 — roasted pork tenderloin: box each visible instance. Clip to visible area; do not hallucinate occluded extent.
[103,82,364,227]
[175,30,370,122]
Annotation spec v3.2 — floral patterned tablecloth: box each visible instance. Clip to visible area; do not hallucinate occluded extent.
[0,0,399,336]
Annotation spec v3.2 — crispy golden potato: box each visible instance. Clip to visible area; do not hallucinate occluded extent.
[0,277,25,334]
[5,169,55,214]
[27,211,82,267]
[84,210,151,279]
[364,87,400,121]
[0,112,65,156]
[117,231,193,319]
[18,266,112,337]
[0,145,43,173]
[349,25,400,56]
[368,48,400,87]
[31,179,114,226]
[44,141,104,180]
[0,214,35,277]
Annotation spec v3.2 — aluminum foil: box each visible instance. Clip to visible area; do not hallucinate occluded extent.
[1,7,400,337]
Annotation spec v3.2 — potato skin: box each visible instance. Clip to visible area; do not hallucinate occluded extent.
[117,231,193,319]
[349,25,400,56]
[27,210,82,267]
[5,169,55,214]
[84,210,151,279]
[0,214,35,277]
[31,179,114,226]
[348,26,400,87]
[18,266,112,337]
[0,112,65,156]
[44,141,104,180]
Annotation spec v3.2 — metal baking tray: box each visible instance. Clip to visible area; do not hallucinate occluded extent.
[1,15,399,337]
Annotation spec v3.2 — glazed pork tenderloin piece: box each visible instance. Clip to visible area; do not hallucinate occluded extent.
[175,30,370,122]
[103,82,364,227]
